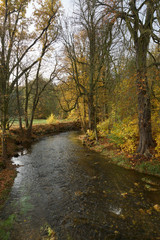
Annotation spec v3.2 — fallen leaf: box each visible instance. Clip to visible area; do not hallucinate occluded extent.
[121,192,128,197]
[134,182,139,187]
[146,209,152,215]
[153,204,160,212]
[139,208,145,214]
[75,191,83,196]
[129,188,134,194]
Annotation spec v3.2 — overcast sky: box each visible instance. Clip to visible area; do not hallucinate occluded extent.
[26,0,75,17]
[61,0,74,15]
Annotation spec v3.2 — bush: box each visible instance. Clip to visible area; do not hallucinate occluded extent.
[46,114,58,124]
[98,117,138,153]
[152,113,160,157]
[110,118,138,152]
[86,129,96,141]
[97,119,110,136]
[155,135,160,157]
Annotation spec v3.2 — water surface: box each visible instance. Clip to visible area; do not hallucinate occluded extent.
[1,131,160,239]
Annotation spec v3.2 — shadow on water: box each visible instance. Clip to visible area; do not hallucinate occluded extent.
[1,131,160,240]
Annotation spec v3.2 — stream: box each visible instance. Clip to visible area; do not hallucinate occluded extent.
[1,131,160,240]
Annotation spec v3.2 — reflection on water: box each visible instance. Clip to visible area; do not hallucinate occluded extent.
[109,206,122,215]
[1,131,160,240]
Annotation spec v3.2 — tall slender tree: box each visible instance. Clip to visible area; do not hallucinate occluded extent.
[62,0,113,131]
[98,0,160,154]
[0,0,61,161]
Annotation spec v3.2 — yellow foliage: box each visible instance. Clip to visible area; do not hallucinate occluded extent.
[98,117,138,153]
[155,135,160,157]
[152,109,160,157]
[86,129,96,141]
[114,118,138,153]
[67,109,79,121]
[46,113,58,124]
[120,138,136,153]
[97,119,110,136]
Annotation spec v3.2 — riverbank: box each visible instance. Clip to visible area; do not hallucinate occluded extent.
[1,123,160,208]
[80,134,160,178]
[0,121,81,207]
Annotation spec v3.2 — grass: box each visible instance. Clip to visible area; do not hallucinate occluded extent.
[11,118,74,127]
[0,214,16,240]
[12,119,47,127]
[108,151,132,168]
[32,119,47,125]
[135,160,160,176]
[80,134,160,177]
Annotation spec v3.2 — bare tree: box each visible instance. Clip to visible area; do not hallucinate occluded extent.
[61,0,113,131]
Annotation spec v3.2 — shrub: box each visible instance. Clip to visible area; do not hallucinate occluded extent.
[97,119,110,136]
[155,135,160,157]
[98,117,138,153]
[46,114,58,124]
[152,113,160,157]
[86,129,96,141]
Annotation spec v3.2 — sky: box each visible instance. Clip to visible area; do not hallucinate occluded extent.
[26,0,74,17]
[61,0,74,15]
[25,0,75,78]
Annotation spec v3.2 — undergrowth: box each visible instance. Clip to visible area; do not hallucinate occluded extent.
[98,117,138,153]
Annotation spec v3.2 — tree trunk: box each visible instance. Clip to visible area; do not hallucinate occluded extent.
[136,44,154,154]
[24,74,29,129]
[16,81,23,131]
[88,93,95,130]
[1,128,7,166]
[83,99,87,131]
[1,95,9,163]
[136,70,154,154]
[27,110,35,138]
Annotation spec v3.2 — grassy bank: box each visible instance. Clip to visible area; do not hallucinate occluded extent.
[0,121,81,208]
[80,135,160,177]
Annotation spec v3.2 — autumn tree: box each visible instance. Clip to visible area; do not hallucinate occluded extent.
[98,0,160,155]
[0,0,61,160]
[61,0,113,131]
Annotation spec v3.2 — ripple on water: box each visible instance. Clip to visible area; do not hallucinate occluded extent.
[1,131,160,240]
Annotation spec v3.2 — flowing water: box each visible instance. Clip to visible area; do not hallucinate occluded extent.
[1,131,160,240]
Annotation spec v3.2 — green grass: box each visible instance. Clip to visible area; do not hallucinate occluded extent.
[32,119,47,125]
[11,119,47,127]
[135,160,160,176]
[11,118,75,127]
[0,215,16,240]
